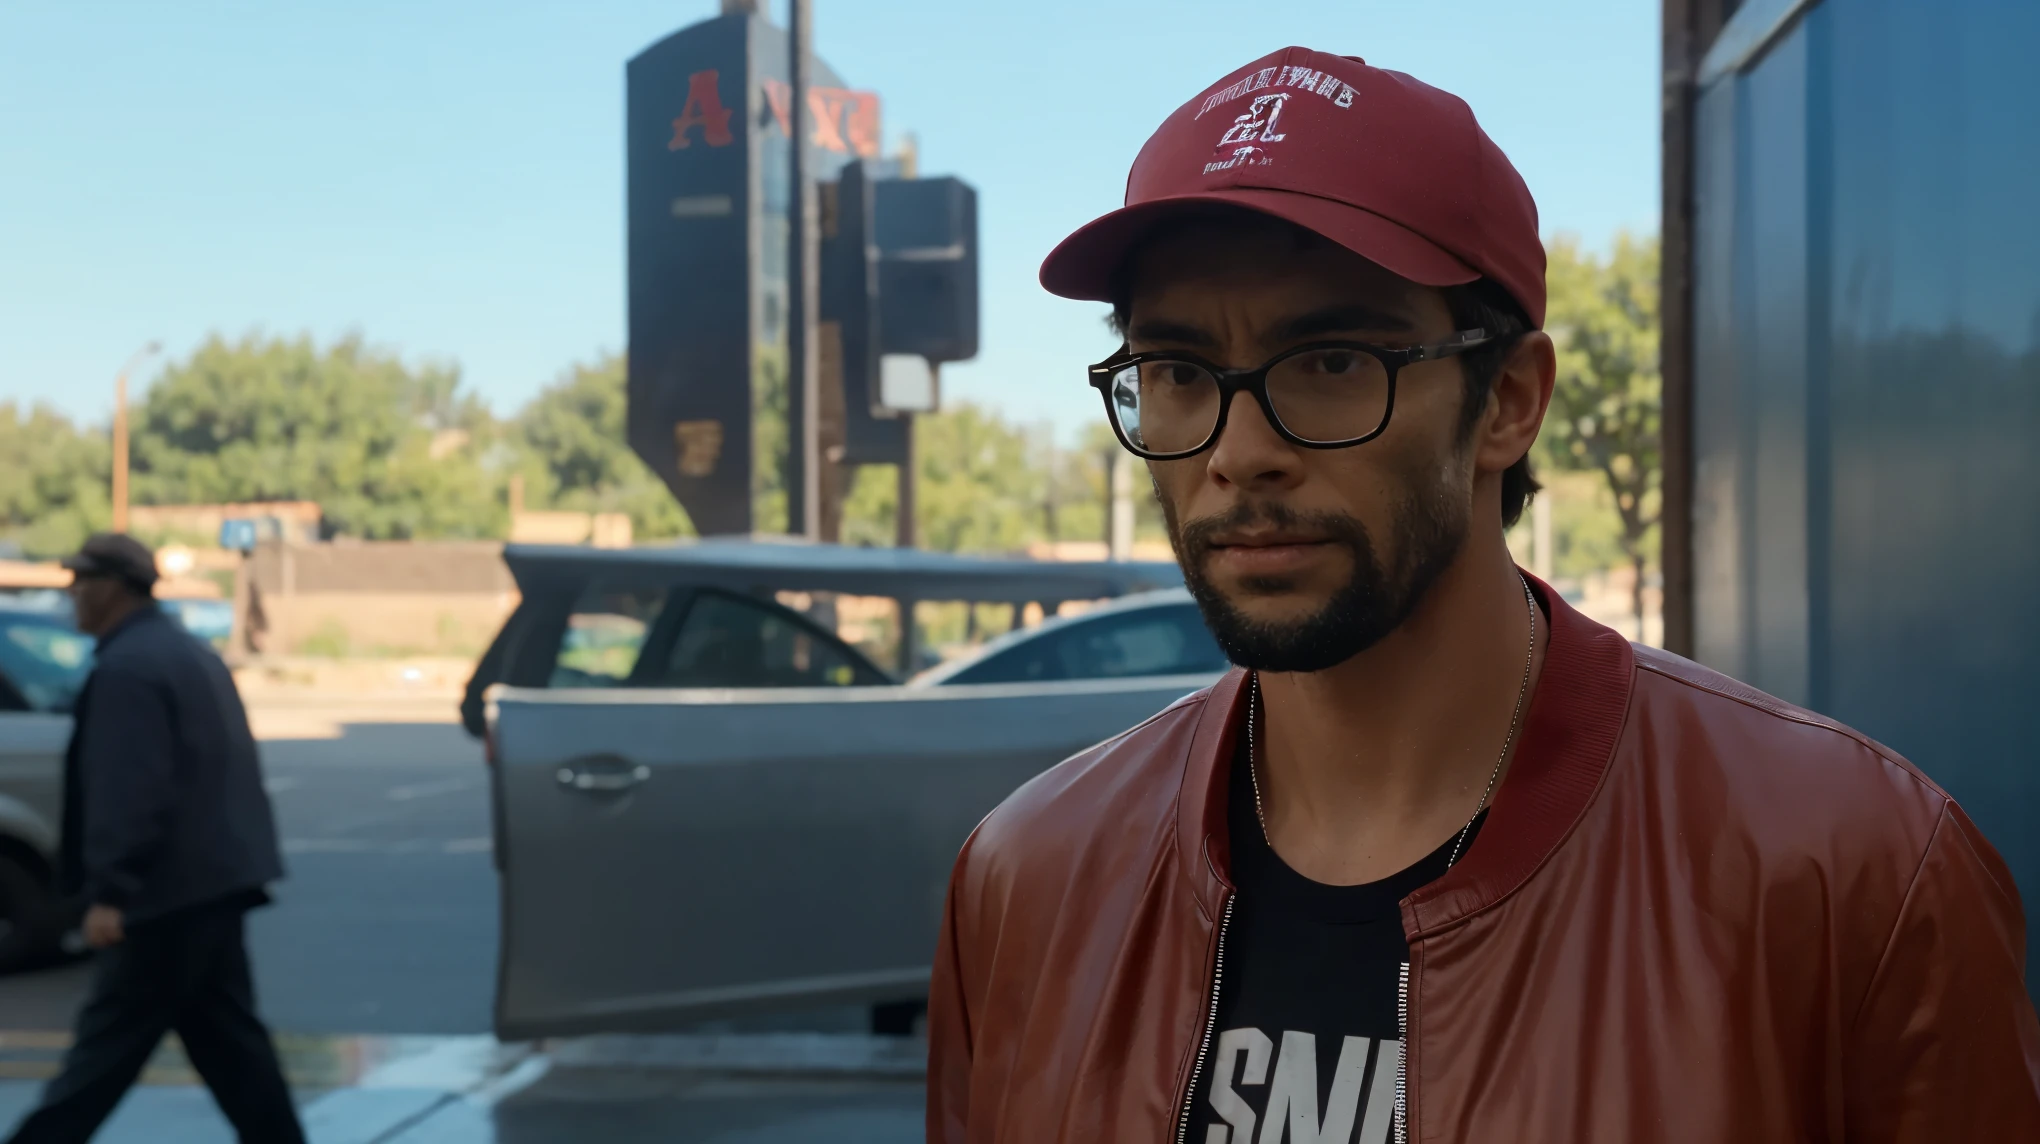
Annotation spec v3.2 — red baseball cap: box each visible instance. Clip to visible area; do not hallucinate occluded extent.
[1039,47,1545,327]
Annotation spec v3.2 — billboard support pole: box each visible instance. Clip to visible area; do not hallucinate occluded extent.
[896,414,916,549]
[787,0,821,538]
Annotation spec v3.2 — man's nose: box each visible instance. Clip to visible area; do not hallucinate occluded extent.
[1204,390,1304,494]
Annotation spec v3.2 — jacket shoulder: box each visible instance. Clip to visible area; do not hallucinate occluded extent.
[960,687,1209,889]
[1625,644,1953,846]
[90,622,172,675]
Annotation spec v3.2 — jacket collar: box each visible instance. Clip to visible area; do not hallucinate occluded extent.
[1173,572,1636,930]
[92,601,164,653]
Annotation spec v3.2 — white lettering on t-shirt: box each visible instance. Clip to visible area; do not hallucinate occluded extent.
[1204,1029,1396,1144]
[1205,1028,1273,1144]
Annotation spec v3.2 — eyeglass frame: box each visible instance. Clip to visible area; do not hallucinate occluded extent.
[1087,328,1498,461]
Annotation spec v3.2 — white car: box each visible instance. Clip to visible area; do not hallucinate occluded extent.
[0,605,92,972]
[910,588,1225,687]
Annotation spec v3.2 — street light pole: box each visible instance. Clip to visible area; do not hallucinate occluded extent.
[785,0,821,538]
[110,341,162,534]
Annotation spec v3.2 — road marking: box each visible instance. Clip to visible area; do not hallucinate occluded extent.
[385,776,476,802]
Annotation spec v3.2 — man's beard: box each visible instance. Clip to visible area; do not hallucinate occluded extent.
[1164,480,1470,674]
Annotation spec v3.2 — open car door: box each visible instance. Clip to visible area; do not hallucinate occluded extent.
[488,674,1210,1039]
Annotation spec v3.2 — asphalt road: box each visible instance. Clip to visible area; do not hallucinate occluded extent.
[0,720,499,1034]
[0,715,923,1142]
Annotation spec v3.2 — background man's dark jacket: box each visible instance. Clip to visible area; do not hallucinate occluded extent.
[58,605,284,924]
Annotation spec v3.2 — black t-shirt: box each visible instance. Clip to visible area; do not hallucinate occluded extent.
[1186,742,1484,1144]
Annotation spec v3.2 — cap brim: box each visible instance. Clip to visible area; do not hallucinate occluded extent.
[57,555,94,574]
[1039,187,1480,302]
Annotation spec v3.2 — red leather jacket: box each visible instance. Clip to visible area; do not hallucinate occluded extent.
[928,580,2040,1142]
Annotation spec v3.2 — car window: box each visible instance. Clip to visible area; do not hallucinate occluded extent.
[647,591,873,688]
[948,604,1229,685]
[0,613,95,712]
[548,586,667,689]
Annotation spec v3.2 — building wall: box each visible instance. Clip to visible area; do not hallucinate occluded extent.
[240,541,519,657]
[1692,0,2040,986]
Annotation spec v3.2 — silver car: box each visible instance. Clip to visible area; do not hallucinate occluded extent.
[485,579,1229,1039]
[0,605,93,972]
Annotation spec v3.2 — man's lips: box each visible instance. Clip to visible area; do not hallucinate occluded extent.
[1204,534,1336,575]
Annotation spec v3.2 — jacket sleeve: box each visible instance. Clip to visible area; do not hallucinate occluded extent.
[926,831,981,1144]
[77,666,179,909]
[1845,801,2040,1140]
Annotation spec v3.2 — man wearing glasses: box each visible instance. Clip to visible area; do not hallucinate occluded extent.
[926,48,2039,1142]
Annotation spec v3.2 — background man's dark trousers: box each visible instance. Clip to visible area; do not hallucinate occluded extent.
[5,899,305,1144]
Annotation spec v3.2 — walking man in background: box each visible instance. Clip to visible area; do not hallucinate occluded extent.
[5,533,305,1144]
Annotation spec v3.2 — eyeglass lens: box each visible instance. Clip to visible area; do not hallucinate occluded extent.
[1109,347,1391,454]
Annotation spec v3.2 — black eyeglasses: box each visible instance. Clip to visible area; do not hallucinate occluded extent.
[1087,329,1495,460]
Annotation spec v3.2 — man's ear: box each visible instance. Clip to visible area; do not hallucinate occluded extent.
[1476,331,1555,478]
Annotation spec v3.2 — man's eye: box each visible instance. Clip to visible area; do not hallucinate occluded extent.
[1306,350,1360,375]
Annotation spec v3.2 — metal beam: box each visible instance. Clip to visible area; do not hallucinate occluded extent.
[786,0,821,538]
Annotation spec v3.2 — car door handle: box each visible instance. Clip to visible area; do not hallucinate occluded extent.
[555,762,652,792]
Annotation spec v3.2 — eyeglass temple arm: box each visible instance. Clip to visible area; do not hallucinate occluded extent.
[1406,328,1492,363]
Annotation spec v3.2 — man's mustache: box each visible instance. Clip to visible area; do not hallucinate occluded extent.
[1174,501,1368,556]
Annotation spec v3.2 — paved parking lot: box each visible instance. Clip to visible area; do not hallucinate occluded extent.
[0,714,926,1143]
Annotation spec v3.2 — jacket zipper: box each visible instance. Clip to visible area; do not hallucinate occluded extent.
[1175,893,1235,1144]
[1394,960,1410,1144]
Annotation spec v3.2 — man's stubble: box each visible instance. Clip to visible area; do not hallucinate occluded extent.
[1159,460,1471,674]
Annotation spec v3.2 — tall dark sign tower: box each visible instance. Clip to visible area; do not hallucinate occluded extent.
[625,10,876,535]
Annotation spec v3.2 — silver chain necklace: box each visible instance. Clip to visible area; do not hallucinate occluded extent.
[1246,574,1538,871]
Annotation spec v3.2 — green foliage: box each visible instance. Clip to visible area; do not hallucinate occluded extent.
[1540,233,1662,591]
[511,354,694,540]
[0,402,110,557]
[839,462,902,548]
[131,332,503,539]
[752,347,789,534]
[6,332,1178,562]
[835,404,1170,555]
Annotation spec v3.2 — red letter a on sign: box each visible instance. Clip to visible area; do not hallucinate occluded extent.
[669,70,734,150]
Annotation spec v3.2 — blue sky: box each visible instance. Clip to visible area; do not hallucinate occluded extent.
[0,1,1658,440]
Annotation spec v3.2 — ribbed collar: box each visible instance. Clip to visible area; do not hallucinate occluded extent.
[1174,572,1636,929]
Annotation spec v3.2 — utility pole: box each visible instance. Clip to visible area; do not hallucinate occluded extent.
[785,0,821,538]
[110,341,162,534]
[896,416,917,549]
[1532,490,1553,582]
[1106,446,1134,561]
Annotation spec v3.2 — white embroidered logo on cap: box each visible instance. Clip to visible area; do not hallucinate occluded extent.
[1206,93,1289,174]
[1194,64,1357,120]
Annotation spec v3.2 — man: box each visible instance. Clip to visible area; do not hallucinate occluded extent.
[927,48,2040,1142]
[6,534,304,1144]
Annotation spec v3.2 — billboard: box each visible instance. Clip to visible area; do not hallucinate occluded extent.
[625,12,877,535]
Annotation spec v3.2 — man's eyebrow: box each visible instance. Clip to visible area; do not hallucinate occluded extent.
[1125,318,1219,348]
[1272,304,1416,342]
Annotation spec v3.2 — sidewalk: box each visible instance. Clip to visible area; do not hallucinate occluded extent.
[0,1032,925,1143]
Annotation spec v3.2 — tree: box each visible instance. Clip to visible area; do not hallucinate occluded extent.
[512,354,694,540]
[0,402,109,557]
[131,332,503,539]
[835,404,1171,555]
[1540,233,1662,633]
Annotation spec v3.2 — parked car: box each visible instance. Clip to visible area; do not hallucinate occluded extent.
[158,597,235,649]
[480,548,1228,1041]
[460,539,1186,737]
[0,605,92,972]
[910,588,1225,687]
